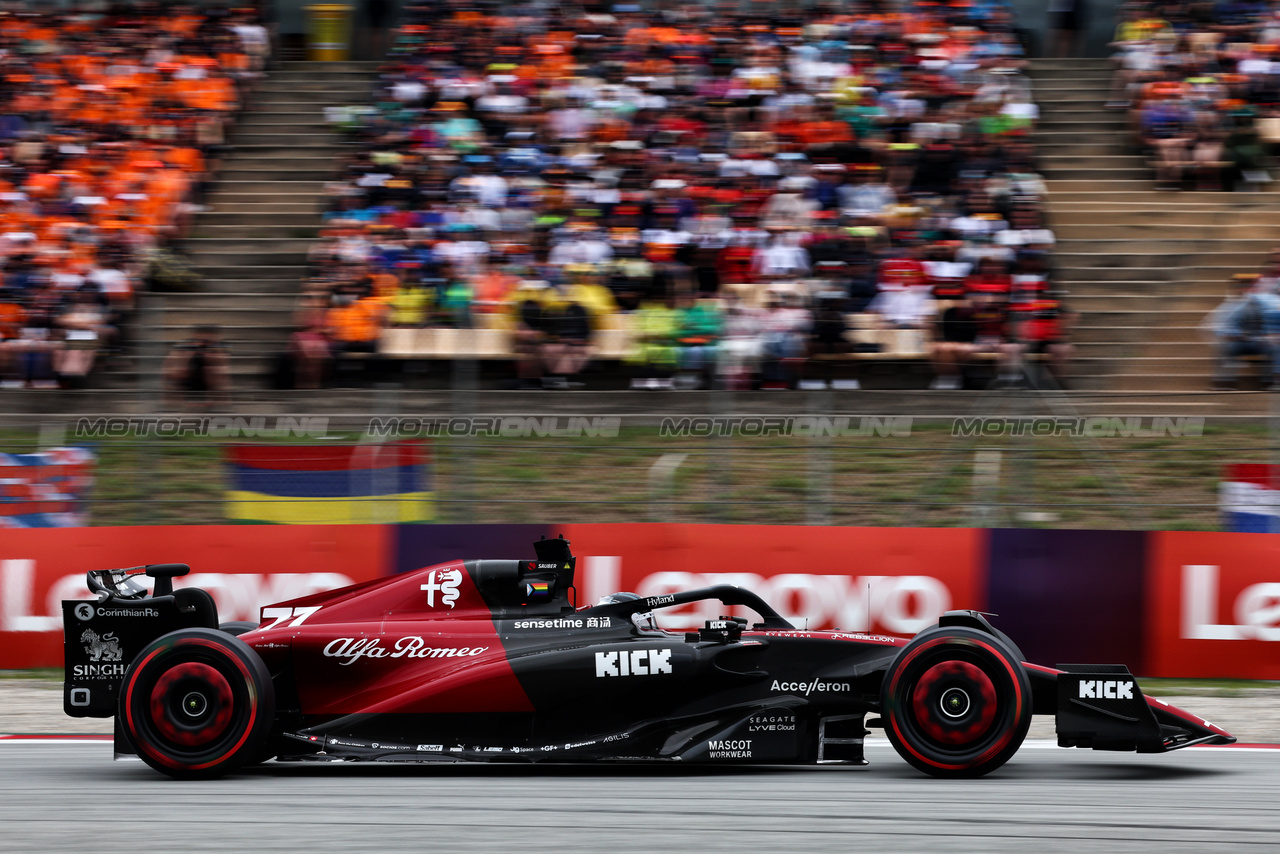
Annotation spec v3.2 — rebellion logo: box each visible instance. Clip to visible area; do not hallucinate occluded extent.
[420,568,463,610]
[595,649,673,678]
[322,636,487,666]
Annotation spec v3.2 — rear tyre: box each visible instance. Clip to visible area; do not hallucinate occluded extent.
[881,627,1031,778]
[119,628,275,779]
[218,621,259,636]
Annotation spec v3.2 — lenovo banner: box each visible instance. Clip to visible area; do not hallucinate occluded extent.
[0,525,390,668]
[561,524,984,635]
[1147,531,1280,679]
[985,529,1147,673]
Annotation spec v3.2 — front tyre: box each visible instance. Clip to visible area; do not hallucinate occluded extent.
[119,628,275,779]
[881,627,1031,778]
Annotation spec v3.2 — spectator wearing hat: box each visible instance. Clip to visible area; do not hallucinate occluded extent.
[870,241,936,329]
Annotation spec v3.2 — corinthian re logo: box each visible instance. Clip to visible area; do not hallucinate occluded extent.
[81,629,122,662]
[421,568,462,609]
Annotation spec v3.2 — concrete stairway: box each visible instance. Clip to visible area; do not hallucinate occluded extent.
[1032,57,1280,393]
[125,61,380,388]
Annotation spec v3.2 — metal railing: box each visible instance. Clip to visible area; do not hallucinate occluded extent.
[3,387,1278,531]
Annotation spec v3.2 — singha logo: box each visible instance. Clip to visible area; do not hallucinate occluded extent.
[420,568,463,609]
[80,628,123,662]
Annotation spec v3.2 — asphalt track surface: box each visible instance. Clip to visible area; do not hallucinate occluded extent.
[2,739,1277,853]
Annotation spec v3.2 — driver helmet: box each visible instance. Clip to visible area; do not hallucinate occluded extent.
[594,591,660,632]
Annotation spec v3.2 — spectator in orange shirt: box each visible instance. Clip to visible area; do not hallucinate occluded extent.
[326,286,384,355]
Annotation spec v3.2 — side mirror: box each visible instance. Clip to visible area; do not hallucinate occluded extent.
[145,564,191,597]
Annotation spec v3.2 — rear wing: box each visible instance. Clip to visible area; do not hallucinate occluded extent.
[64,564,216,718]
[1028,663,1235,752]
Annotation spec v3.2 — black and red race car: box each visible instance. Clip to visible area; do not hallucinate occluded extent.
[63,535,1234,779]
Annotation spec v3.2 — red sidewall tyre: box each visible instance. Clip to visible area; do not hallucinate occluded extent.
[119,628,275,779]
[881,627,1031,778]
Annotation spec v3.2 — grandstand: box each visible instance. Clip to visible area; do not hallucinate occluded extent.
[1035,57,1280,391]
[136,60,380,388]
[6,2,1280,401]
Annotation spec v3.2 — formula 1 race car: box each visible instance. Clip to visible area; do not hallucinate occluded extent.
[63,536,1235,779]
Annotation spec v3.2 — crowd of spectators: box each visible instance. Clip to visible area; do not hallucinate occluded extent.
[1110,0,1280,190]
[295,0,1071,391]
[0,3,266,388]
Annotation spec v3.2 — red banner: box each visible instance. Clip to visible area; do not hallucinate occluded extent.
[1147,531,1280,678]
[565,524,983,635]
[0,525,391,668]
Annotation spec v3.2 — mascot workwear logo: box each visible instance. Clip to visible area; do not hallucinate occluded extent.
[80,628,122,662]
[421,568,462,609]
[1078,680,1133,700]
[595,648,672,678]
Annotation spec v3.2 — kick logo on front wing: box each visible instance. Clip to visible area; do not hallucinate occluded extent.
[420,568,462,609]
[595,649,673,677]
[1078,680,1133,700]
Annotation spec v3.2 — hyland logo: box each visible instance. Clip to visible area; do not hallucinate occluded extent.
[80,628,122,662]
[1078,680,1134,700]
[420,568,463,609]
[74,603,94,622]
[595,648,673,678]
